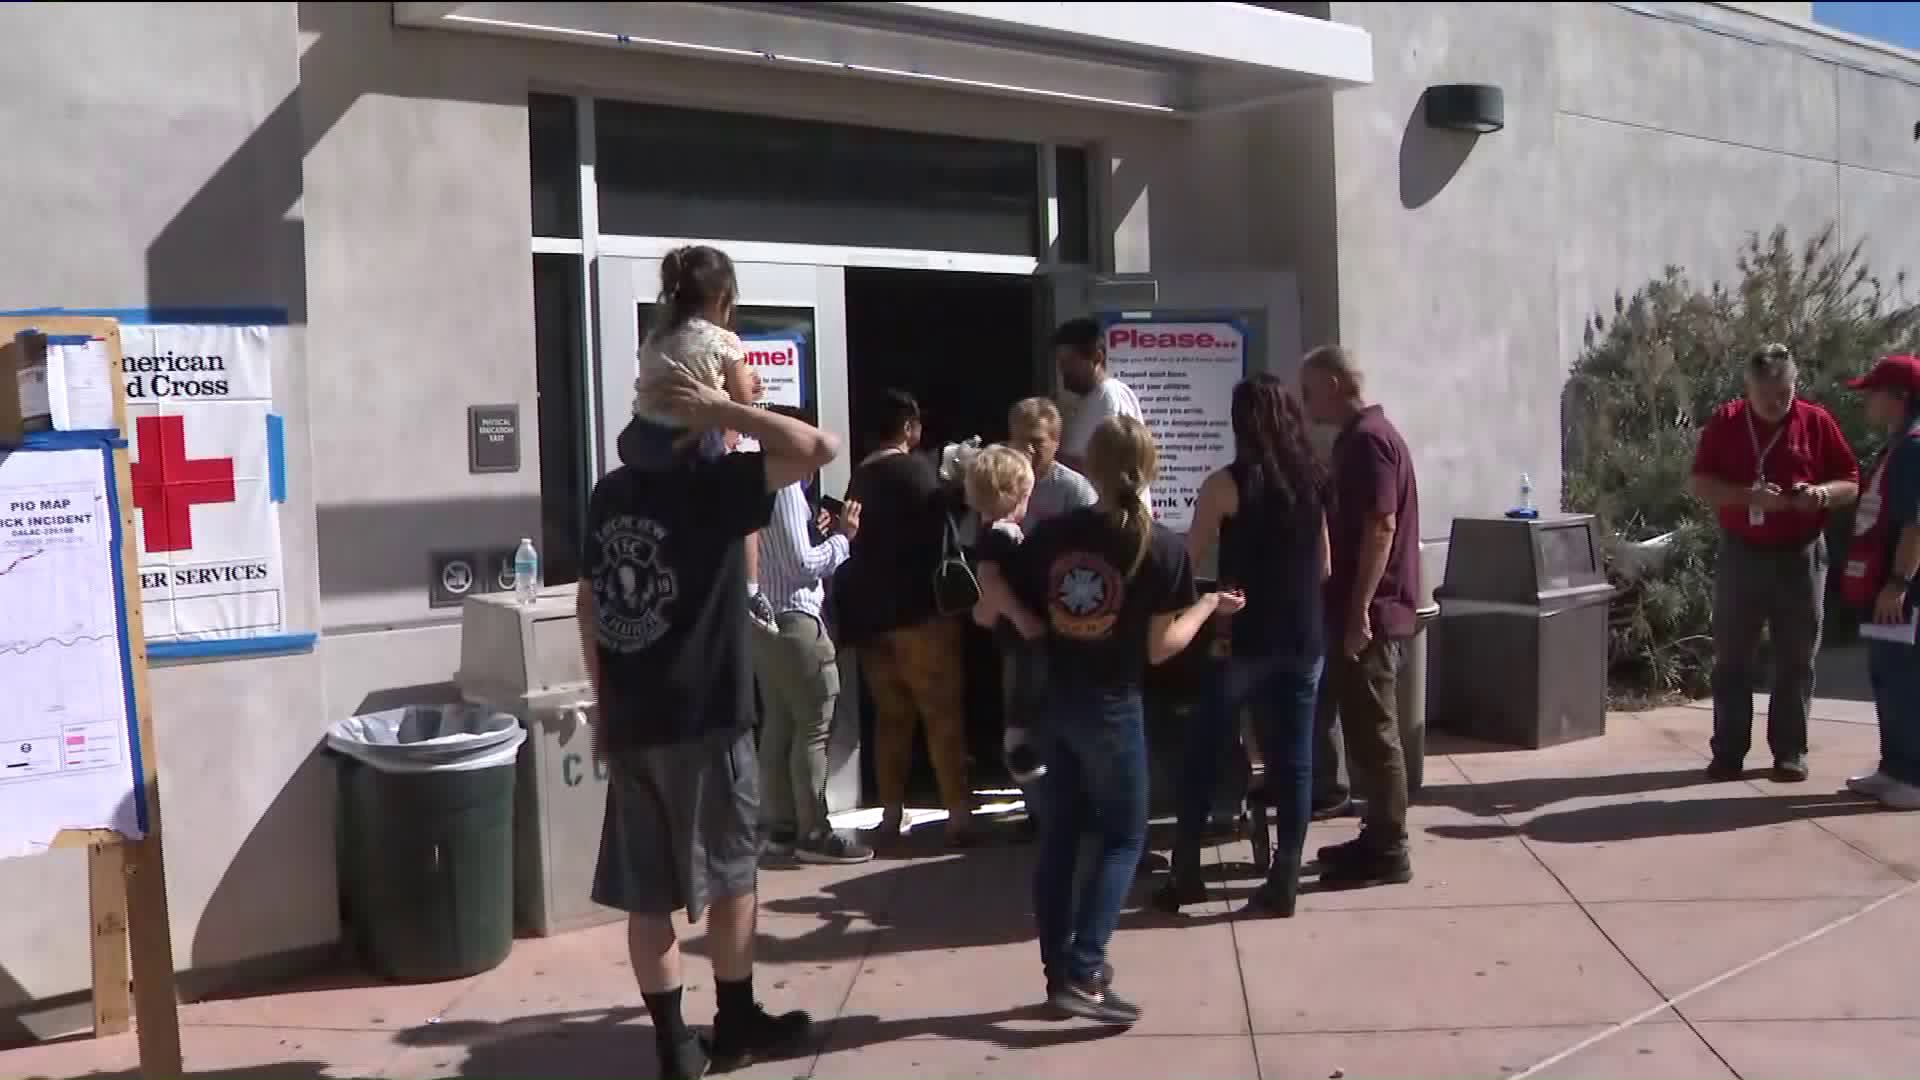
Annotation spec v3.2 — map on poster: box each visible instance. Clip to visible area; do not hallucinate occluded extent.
[0,446,143,858]
[121,324,287,643]
[1101,319,1247,532]
[740,336,806,410]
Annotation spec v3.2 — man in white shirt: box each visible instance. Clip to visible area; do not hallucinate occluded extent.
[1052,317,1153,516]
[739,409,872,865]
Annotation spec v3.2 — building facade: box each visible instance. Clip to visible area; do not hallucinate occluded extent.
[2,0,1916,1030]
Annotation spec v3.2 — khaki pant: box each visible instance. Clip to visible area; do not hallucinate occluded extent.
[860,616,971,822]
[752,613,840,840]
[1320,638,1408,853]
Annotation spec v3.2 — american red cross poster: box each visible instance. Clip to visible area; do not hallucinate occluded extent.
[121,324,287,643]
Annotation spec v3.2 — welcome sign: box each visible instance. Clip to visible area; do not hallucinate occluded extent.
[740,335,806,410]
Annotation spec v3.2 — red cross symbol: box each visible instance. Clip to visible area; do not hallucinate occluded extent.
[129,415,236,554]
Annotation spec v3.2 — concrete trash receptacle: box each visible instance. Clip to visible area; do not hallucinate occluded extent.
[1431,516,1614,749]
[456,586,620,937]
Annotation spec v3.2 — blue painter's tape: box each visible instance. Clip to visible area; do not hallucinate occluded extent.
[44,334,95,346]
[266,413,287,503]
[0,306,290,326]
[148,633,317,661]
[10,430,126,452]
[99,445,152,836]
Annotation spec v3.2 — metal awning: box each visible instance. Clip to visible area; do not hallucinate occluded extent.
[392,1,1373,115]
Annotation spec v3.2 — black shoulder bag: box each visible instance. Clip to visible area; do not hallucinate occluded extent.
[931,513,981,616]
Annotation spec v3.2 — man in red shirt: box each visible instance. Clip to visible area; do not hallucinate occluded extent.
[1691,344,1859,782]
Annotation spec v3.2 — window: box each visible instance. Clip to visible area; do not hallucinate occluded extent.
[532,254,588,584]
[1053,145,1092,265]
[596,100,1042,256]
[529,94,579,239]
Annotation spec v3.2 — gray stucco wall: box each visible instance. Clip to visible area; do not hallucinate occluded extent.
[0,1,330,1027]
[1325,0,1920,536]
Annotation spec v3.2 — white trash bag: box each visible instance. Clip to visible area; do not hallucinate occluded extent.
[327,704,526,775]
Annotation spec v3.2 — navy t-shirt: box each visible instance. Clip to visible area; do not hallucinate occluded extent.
[581,453,774,749]
[1012,508,1197,691]
[1882,428,1920,606]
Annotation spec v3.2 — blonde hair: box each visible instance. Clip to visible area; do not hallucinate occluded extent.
[1084,416,1157,577]
[1008,397,1063,442]
[1302,343,1365,398]
[965,443,1035,522]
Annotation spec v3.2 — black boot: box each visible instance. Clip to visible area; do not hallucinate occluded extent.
[1150,846,1208,914]
[1242,846,1302,918]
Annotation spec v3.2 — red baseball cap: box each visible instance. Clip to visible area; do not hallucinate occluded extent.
[1847,355,1920,394]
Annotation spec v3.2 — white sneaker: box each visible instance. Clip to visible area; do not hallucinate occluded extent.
[1847,771,1896,797]
[1876,779,1920,811]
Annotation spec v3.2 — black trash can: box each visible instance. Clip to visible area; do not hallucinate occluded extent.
[329,705,525,982]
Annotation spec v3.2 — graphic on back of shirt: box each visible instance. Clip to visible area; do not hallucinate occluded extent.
[591,513,680,653]
[1048,550,1125,640]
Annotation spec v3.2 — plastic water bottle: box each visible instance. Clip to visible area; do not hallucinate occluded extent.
[1507,473,1540,520]
[513,538,539,604]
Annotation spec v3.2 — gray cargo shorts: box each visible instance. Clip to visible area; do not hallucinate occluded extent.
[590,728,761,921]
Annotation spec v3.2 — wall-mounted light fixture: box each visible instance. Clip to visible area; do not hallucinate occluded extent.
[1424,84,1505,133]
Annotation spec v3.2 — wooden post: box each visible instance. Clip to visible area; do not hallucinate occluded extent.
[5,315,183,1079]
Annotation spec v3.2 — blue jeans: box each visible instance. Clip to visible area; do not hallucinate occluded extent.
[1174,654,1323,888]
[1032,685,1149,986]
[1868,639,1920,786]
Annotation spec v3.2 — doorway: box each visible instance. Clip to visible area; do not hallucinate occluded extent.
[843,267,1043,807]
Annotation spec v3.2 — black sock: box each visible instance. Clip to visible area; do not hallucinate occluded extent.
[715,976,756,1023]
[642,987,689,1051]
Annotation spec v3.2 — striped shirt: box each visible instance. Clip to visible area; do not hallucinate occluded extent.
[760,480,851,619]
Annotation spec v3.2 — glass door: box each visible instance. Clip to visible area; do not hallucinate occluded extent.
[595,256,852,494]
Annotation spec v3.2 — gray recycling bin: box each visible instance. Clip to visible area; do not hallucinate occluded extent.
[456,587,620,937]
[327,705,525,981]
[1430,515,1613,748]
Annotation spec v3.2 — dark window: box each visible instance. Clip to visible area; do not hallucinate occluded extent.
[1053,145,1091,265]
[530,94,579,239]
[597,100,1041,256]
[533,254,588,584]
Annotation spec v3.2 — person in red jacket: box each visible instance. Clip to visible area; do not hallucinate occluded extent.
[1690,344,1859,782]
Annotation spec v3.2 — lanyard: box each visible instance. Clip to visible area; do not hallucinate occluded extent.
[1746,405,1789,485]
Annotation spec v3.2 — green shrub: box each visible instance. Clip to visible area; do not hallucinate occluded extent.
[1564,226,1920,703]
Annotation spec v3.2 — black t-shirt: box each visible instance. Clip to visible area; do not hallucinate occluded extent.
[1012,508,1197,691]
[973,521,1025,653]
[836,451,953,645]
[581,453,775,749]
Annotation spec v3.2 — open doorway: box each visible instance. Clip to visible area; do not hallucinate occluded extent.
[843,267,1043,807]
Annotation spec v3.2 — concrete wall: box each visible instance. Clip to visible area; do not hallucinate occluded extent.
[0,1,330,1031]
[1325,0,1920,537]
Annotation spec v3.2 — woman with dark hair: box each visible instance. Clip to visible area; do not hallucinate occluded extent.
[1155,374,1331,918]
[835,389,977,847]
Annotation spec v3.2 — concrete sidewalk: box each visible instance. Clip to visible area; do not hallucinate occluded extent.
[5,700,1917,1079]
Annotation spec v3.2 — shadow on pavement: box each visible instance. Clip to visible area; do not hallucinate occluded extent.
[1423,768,1713,817]
[20,1061,337,1080]
[1429,790,1886,844]
[389,1002,1117,1079]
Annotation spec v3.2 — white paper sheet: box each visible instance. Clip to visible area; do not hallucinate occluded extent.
[47,337,116,431]
[0,447,142,858]
[1860,610,1920,646]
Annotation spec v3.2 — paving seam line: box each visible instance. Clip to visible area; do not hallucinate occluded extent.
[1505,876,1920,1080]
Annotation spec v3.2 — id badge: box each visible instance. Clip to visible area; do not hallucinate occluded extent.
[1749,506,1766,528]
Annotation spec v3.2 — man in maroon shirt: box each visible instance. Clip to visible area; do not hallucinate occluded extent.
[1691,344,1859,782]
[1301,345,1421,888]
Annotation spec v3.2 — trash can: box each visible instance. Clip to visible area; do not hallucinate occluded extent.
[1398,602,1440,796]
[456,587,618,937]
[329,704,525,982]
[1431,515,1614,748]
